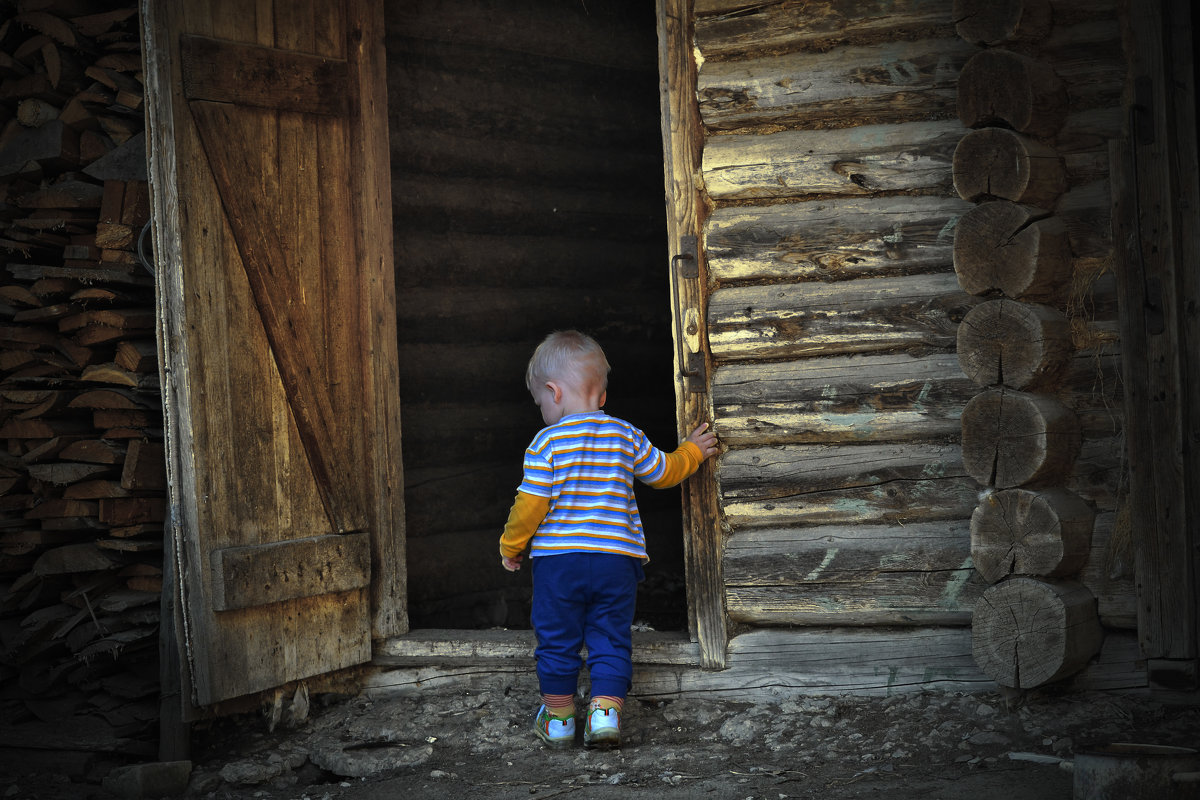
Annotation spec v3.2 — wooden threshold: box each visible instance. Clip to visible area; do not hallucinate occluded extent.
[373,628,700,667]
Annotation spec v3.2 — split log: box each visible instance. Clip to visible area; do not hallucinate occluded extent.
[961,388,1081,488]
[32,542,124,575]
[0,119,79,177]
[952,201,1071,301]
[953,0,1052,45]
[956,299,1072,389]
[952,128,1066,207]
[971,488,1095,583]
[957,49,1067,138]
[971,577,1102,688]
[120,440,164,491]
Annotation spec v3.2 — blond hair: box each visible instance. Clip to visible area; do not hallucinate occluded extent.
[526,330,610,394]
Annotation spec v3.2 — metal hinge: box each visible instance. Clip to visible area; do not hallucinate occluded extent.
[671,235,706,393]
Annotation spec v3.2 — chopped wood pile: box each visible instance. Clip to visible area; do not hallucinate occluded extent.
[0,0,161,760]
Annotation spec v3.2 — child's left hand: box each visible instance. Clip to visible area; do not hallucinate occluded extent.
[687,422,719,460]
[502,554,523,572]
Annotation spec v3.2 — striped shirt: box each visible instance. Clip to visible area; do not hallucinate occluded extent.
[517,413,679,560]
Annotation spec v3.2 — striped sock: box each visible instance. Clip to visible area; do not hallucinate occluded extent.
[542,693,575,719]
[590,695,624,712]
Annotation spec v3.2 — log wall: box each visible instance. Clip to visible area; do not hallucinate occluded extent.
[384,0,684,629]
[694,0,1134,641]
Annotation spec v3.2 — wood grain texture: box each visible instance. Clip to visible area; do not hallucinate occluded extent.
[971,577,1102,688]
[970,488,1094,583]
[708,272,978,361]
[697,37,975,132]
[705,195,972,283]
[719,442,977,529]
[960,389,1081,489]
[952,128,1066,206]
[703,120,963,200]
[952,202,1071,301]
[957,49,1067,137]
[956,299,1072,390]
[696,0,956,60]
[725,521,982,625]
[712,352,973,445]
[210,532,371,611]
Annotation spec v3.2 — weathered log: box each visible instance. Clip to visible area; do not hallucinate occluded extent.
[719,443,978,529]
[724,521,982,626]
[711,352,975,446]
[705,195,972,283]
[956,298,1072,389]
[952,128,1066,207]
[697,37,975,132]
[953,0,1052,45]
[961,388,1081,488]
[971,577,1102,688]
[952,201,1071,300]
[708,272,977,361]
[696,0,956,59]
[703,120,962,200]
[971,488,1094,583]
[957,49,1067,137]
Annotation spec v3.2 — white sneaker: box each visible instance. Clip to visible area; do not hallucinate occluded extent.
[584,705,620,749]
[534,704,575,748]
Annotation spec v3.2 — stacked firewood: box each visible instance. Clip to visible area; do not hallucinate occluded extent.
[0,0,162,760]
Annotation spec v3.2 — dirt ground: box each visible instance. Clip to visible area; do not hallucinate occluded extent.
[4,680,1199,800]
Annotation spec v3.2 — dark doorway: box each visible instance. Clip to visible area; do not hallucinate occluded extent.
[384,1,684,631]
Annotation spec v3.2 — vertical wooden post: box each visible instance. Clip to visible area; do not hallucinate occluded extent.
[1112,0,1200,690]
[656,0,727,669]
[344,0,408,640]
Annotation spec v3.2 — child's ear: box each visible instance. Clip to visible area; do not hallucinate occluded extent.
[546,381,563,404]
[599,390,607,408]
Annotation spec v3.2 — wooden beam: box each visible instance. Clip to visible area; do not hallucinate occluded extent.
[210,532,371,611]
[179,34,348,116]
[658,0,727,669]
[1111,0,1200,667]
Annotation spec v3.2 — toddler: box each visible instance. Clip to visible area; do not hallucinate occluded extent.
[499,330,718,749]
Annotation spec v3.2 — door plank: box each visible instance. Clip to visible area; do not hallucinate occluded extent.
[211,532,370,611]
[180,34,348,115]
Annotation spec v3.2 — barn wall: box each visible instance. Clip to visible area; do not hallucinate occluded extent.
[384,0,684,629]
[693,0,1135,643]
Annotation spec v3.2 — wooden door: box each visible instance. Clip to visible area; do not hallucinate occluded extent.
[142,0,405,706]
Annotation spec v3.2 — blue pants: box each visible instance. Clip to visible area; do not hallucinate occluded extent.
[530,553,643,700]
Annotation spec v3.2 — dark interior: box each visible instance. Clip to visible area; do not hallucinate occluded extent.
[384,1,684,630]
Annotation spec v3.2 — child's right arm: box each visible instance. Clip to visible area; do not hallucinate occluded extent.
[499,491,550,572]
[644,423,719,489]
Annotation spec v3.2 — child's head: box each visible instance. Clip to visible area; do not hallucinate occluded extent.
[526,330,610,396]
